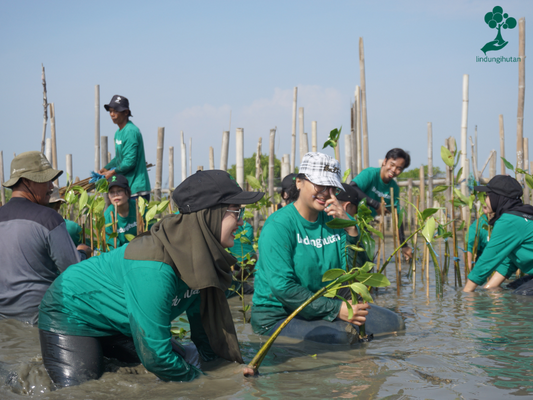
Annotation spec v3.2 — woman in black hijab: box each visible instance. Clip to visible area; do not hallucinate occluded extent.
[464,175,533,292]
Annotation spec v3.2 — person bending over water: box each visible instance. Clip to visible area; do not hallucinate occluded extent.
[251,153,404,344]
[39,170,264,387]
[464,175,533,292]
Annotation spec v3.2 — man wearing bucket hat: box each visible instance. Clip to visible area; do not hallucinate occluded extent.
[464,175,533,292]
[251,152,404,344]
[0,151,91,324]
[98,95,151,201]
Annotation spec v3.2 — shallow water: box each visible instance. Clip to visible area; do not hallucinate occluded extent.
[2,241,533,399]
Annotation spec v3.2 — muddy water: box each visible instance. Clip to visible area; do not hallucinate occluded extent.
[2,243,533,399]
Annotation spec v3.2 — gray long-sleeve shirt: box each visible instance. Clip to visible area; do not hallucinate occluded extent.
[0,197,83,324]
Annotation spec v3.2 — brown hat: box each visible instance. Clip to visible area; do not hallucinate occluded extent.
[49,184,66,204]
[3,151,63,188]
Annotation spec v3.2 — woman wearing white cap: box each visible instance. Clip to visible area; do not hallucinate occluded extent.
[251,152,404,343]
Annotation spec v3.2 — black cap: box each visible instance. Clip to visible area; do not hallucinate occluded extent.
[281,173,297,194]
[104,95,132,116]
[336,183,361,204]
[108,174,130,190]
[173,170,265,214]
[474,175,522,198]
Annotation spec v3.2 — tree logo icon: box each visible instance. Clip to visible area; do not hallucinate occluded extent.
[481,6,517,55]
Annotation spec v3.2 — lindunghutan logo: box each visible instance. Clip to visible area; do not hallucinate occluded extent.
[481,6,517,55]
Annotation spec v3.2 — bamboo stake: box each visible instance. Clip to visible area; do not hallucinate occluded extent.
[181,131,187,181]
[524,138,530,204]
[445,138,452,220]
[0,151,5,206]
[427,122,433,207]
[355,85,363,173]
[380,197,385,267]
[489,151,497,179]
[40,64,48,153]
[136,198,142,235]
[269,129,276,201]
[303,132,309,155]
[407,178,413,232]
[45,138,53,164]
[419,164,426,211]
[236,128,244,189]
[344,135,352,180]
[281,154,290,181]
[469,136,479,182]
[298,108,305,163]
[101,136,108,174]
[255,138,262,180]
[189,137,192,177]
[95,85,100,171]
[209,147,214,170]
[220,131,229,171]
[390,188,400,295]
[169,146,174,191]
[499,114,506,174]
[89,214,94,250]
[113,204,118,249]
[460,74,469,198]
[291,87,297,173]
[517,18,526,179]
[350,102,357,176]
[395,208,402,274]
[359,40,369,169]
[475,125,478,176]
[50,103,58,186]
[154,128,164,201]
[66,154,73,186]
[312,121,317,152]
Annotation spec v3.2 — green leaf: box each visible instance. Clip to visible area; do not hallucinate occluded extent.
[433,185,448,194]
[95,178,109,193]
[421,217,436,243]
[456,167,463,183]
[326,218,358,229]
[78,190,88,212]
[356,272,390,288]
[441,146,454,167]
[346,244,365,252]
[457,221,465,230]
[365,223,384,240]
[526,175,533,190]
[125,234,136,242]
[349,282,373,303]
[138,196,146,216]
[108,232,118,239]
[157,200,170,213]
[421,208,440,221]
[361,233,375,261]
[179,317,189,323]
[239,236,251,245]
[501,157,515,171]
[145,205,158,225]
[65,190,77,204]
[342,169,351,183]
[359,261,375,273]
[454,188,468,204]
[93,197,105,214]
[246,175,262,190]
[322,268,346,282]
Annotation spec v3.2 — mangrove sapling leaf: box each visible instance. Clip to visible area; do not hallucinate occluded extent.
[501,157,515,171]
[65,190,77,204]
[342,169,351,183]
[157,200,170,213]
[322,127,342,150]
[246,175,262,190]
[350,282,373,303]
[365,224,384,240]
[420,208,440,221]
[326,218,358,229]
[359,261,374,273]
[526,175,533,190]
[125,234,135,242]
[323,284,342,297]
[322,268,349,282]
[356,273,391,288]
[455,167,463,183]
[108,232,118,239]
[347,244,365,253]
[145,205,158,226]
[397,207,404,228]
[421,217,436,243]
[79,190,88,212]
[138,196,146,216]
[95,179,109,193]
[361,233,375,260]
[441,146,454,167]
[433,185,448,194]
[336,295,354,319]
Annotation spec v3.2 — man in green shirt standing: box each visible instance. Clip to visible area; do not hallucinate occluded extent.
[351,148,412,260]
[99,95,151,201]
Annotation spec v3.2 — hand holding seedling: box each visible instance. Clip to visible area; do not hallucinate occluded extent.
[324,188,357,236]
[375,202,390,215]
[338,302,370,325]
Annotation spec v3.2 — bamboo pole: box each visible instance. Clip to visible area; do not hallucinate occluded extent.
[312,121,317,152]
[517,18,526,181]
[524,138,529,204]
[209,147,214,170]
[460,74,469,198]
[113,204,118,249]
[66,154,72,186]
[40,64,48,154]
[269,129,276,201]
[0,151,5,206]
[136,198,143,235]
[499,114,506,174]
[419,164,425,211]
[359,40,369,169]
[181,131,187,181]
[220,131,230,171]
[344,135,352,180]
[236,128,244,189]
[45,138,53,164]
[390,188,400,295]
[255,138,262,180]
[355,85,363,173]
[489,151,497,179]
[303,133,309,155]
[334,133,341,162]
[154,128,165,201]
[281,154,290,180]
[407,178,413,232]
[427,122,433,207]
[169,146,174,191]
[475,125,478,176]
[350,102,357,176]
[380,197,385,267]
[298,107,305,163]
[291,87,297,173]
[50,103,58,186]
[469,137,479,182]
[95,84,100,171]
[189,137,192,177]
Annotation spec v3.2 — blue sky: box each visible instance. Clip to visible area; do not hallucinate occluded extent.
[0,0,531,188]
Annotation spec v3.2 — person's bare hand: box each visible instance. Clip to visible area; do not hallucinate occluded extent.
[243,365,257,377]
[401,246,412,261]
[338,302,370,326]
[103,170,116,180]
[77,244,92,259]
[324,188,357,236]
[375,202,390,215]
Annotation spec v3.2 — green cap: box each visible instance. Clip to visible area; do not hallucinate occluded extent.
[3,151,63,188]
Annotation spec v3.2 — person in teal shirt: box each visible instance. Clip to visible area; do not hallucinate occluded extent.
[466,203,491,272]
[464,176,533,292]
[39,170,264,387]
[98,95,151,201]
[252,152,404,344]
[351,148,412,260]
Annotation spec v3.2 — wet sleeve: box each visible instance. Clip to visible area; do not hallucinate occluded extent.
[261,221,342,321]
[115,133,139,175]
[349,182,380,210]
[104,207,115,247]
[104,157,117,170]
[467,221,477,253]
[467,218,522,286]
[47,222,82,272]
[124,265,201,382]
[186,296,217,362]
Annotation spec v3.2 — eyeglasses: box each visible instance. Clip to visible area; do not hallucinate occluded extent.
[226,207,245,221]
[304,179,341,196]
[109,189,126,196]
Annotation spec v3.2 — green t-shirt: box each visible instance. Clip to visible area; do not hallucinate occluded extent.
[228,221,255,264]
[38,245,216,382]
[468,213,533,285]
[104,121,151,195]
[105,199,138,248]
[251,203,358,334]
[352,167,400,217]
[65,219,82,246]
[467,214,489,257]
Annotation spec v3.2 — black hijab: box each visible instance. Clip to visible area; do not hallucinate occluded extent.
[488,192,533,225]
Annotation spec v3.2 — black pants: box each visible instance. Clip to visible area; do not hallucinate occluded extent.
[39,330,140,387]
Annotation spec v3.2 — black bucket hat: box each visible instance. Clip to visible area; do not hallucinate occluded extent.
[173,170,265,214]
[104,95,132,116]
[474,175,522,199]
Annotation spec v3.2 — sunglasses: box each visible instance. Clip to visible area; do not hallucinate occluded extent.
[304,179,341,197]
[226,207,245,221]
